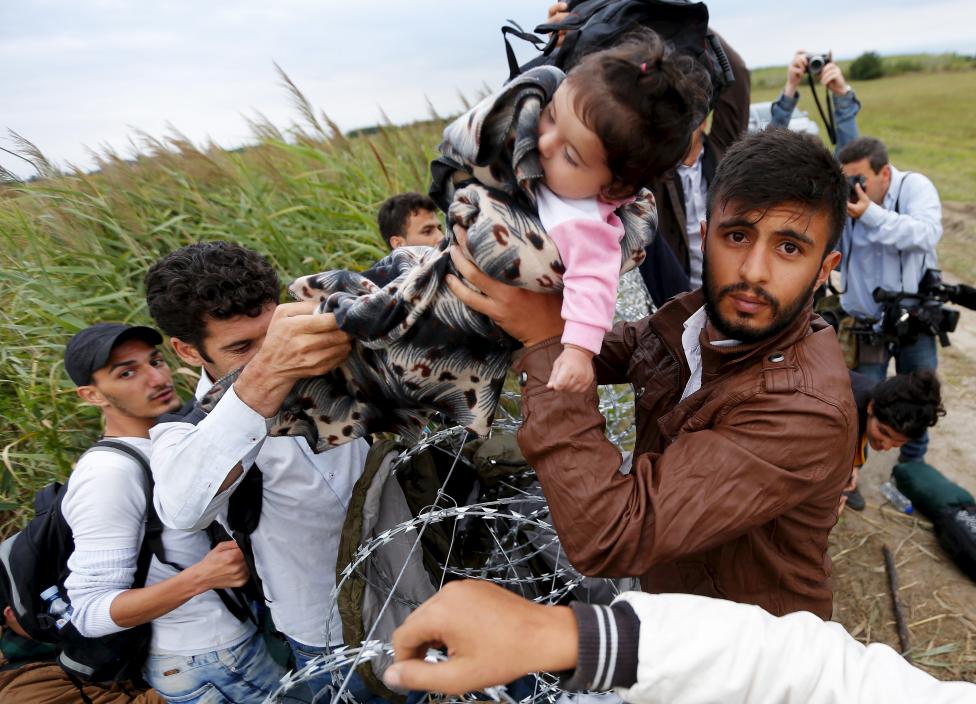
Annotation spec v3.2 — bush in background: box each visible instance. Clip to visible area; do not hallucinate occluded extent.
[849,51,885,80]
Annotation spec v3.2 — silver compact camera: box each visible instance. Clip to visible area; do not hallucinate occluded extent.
[805,52,831,75]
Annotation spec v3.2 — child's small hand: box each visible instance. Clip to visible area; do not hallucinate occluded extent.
[547,345,595,392]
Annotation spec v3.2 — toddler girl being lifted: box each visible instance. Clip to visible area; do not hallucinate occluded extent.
[205,29,710,450]
[524,30,710,390]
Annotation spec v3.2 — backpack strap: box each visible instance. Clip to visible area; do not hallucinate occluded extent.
[89,440,160,588]
[88,441,254,624]
[225,465,267,613]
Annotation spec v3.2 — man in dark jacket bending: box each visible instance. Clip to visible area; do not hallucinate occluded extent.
[447,129,857,619]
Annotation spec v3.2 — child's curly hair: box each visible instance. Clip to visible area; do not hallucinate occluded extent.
[567,28,712,198]
[872,370,946,440]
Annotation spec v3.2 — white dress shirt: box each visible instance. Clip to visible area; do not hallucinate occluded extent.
[676,150,707,288]
[680,306,739,401]
[149,373,368,646]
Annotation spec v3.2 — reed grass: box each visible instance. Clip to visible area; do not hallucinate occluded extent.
[0,73,444,534]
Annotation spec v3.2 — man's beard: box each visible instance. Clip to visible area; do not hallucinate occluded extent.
[702,253,818,344]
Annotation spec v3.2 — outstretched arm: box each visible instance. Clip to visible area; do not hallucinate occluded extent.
[385,581,975,704]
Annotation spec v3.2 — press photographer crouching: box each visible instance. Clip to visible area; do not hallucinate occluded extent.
[843,370,945,512]
[837,136,943,464]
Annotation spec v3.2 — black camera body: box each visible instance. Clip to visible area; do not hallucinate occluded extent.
[872,269,969,347]
[847,175,866,203]
[805,52,831,75]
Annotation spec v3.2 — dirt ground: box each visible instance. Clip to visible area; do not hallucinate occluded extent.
[829,201,976,681]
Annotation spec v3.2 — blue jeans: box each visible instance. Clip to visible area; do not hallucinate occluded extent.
[144,631,286,703]
[283,637,394,704]
[856,332,938,462]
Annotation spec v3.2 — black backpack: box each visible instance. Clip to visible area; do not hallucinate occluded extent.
[0,440,251,684]
[933,506,976,583]
[502,0,734,112]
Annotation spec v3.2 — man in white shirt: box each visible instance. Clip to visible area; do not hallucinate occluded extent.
[837,136,943,464]
[61,322,285,702]
[144,242,376,703]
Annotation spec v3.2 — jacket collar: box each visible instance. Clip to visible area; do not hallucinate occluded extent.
[651,288,819,384]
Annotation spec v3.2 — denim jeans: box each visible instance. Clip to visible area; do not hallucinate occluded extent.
[856,332,938,461]
[144,631,287,703]
[283,637,411,704]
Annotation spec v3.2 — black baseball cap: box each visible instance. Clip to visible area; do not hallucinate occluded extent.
[64,323,163,386]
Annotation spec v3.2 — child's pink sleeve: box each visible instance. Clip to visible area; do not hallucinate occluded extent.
[549,218,624,355]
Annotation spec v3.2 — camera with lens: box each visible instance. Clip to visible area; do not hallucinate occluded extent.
[872,268,975,347]
[847,175,866,203]
[805,52,832,75]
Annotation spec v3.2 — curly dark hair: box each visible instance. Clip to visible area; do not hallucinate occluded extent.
[566,28,712,198]
[145,241,280,354]
[871,370,945,440]
[378,192,439,247]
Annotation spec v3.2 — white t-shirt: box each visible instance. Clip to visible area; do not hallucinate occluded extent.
[62,436,253,655]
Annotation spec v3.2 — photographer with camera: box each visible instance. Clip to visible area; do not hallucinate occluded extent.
[770,50,861,152]
[838,136,943,464]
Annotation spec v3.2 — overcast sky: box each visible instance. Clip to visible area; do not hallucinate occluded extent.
[2,0,974,180]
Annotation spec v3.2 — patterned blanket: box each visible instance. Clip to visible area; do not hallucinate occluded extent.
[203,67,658,451]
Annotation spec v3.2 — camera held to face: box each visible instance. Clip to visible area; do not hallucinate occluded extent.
[805,52,831,76]
[847,175,866,203]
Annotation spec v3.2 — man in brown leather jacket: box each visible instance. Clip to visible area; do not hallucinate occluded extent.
[447,129,858,619]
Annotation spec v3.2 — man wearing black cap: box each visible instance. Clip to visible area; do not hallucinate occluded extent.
[59,323,287,702]
[64,323,179,430]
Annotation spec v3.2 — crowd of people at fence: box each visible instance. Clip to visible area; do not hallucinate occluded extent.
[2,5,973,704]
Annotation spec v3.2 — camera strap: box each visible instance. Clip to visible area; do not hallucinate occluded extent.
[837,173,916,297]
[807,72,837,145]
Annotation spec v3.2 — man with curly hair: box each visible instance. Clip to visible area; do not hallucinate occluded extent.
[842,370,945,512]
[144,242,377,702]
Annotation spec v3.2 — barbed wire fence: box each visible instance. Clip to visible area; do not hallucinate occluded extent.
[267,269,651,703]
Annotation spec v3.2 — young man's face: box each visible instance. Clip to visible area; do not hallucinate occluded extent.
[841,158,891,206]
[865,400,910,452]
[391,210,445,249]
[86,339,180,419]
[702,199,841,343]
[172,302,277,380]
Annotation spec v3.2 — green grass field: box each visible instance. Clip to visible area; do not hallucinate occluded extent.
[751,69,976,202]
[1,60,974,533]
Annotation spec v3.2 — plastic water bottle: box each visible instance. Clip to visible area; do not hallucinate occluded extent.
[880,480,913,514]
[40,585,73,630]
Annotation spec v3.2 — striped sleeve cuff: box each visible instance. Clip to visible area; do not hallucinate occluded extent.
[561,601,640,691]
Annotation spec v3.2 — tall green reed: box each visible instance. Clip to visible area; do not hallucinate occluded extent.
[0,75,445,533]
